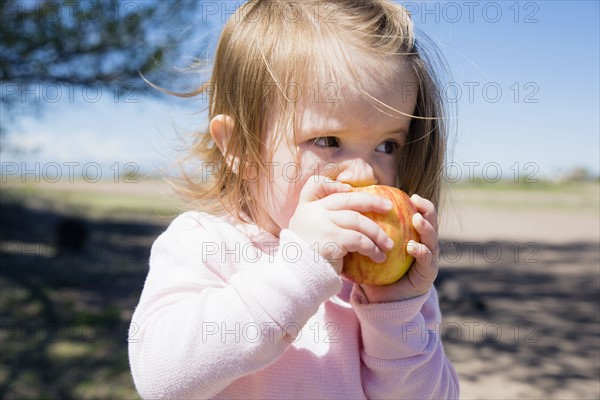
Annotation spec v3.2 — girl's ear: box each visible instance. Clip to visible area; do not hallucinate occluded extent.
[209,114,240,173]
[209,114,234,154]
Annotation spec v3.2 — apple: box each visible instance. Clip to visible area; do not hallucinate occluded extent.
[342,185,420,286]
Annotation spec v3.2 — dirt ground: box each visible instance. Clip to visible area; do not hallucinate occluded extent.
[1,180,598,399]
[437,185,599,399]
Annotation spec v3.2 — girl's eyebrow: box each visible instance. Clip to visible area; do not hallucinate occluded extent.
[298,122,409,138]
[298,127,346,137]
[384,128,408,136]
[377,127,409,140]
[296,121,344,136]
[312,127,408,136]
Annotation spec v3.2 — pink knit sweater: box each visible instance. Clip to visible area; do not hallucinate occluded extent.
[128,211,459,399]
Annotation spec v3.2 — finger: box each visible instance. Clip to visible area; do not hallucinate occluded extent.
[412,213,439,257]
[320,191,393,214]
[410,194,438,231]
[298,175,353,203]
[407,240,438,284]
[339,229,387,263]
[331,210,394,253]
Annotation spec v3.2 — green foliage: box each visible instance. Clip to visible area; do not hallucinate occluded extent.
[0,0,203,129]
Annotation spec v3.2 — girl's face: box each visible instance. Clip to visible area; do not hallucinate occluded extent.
[253,68,418,237]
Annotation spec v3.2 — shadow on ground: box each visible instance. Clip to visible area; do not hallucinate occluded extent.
[0,199,165,399]
[436,239,600,398]
[1,198,599,399]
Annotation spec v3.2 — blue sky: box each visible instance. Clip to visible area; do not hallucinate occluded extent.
[2,1,599,181]
[412,0,600,180]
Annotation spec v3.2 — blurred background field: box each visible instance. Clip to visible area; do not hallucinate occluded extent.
[1,1,599,398]
[1,177,598,399]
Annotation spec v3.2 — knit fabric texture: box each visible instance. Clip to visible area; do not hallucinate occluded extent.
[129,211,459,399]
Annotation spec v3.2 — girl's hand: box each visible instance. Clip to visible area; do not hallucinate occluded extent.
[288,176,395,274]
[359,194,439,303]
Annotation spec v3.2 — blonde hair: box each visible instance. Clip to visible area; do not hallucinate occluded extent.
[170,0,450,228]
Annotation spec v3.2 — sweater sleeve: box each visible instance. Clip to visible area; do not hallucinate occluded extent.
[351,286,460,399]
[128,214,342,399]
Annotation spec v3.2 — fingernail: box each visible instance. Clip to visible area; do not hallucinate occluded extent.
[386,237,394,249]
[414,213,423,225]
[407,240,417,253]
[384,199,393,208]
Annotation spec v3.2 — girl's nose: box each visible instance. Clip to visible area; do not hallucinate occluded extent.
[335,158,377,187]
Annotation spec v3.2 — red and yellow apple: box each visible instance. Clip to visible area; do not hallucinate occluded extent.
[342,185,420,286]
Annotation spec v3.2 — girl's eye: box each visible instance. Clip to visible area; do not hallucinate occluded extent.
[375,140,401,154]
[311,136,340,148]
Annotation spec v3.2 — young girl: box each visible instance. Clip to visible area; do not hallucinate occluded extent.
[129,1,459,398]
